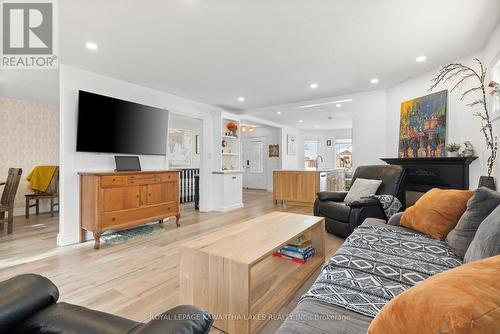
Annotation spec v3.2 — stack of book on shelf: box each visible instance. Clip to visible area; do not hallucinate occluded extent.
[272,234,315,264]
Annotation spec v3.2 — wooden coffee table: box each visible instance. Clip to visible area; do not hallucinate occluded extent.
[179,212,325,334]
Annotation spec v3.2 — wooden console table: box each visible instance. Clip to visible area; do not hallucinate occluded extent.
[79,170,180,249]
[180,212,325,334]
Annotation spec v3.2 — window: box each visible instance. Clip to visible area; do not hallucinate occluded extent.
[493,59,500,116]
[335,140,352,168]
[304,140,320,169]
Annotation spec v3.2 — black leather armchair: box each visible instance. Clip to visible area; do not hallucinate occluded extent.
[314,165,406,237]
[0,274,213,334]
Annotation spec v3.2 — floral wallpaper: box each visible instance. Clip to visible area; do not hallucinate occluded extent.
[0,98,59,212]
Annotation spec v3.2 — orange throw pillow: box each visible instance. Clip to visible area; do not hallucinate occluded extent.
[400,188,473,240]
[368,255,500,334]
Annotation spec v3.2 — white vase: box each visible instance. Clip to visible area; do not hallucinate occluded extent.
[447,151,459,157]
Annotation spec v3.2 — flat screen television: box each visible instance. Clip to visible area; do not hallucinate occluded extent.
[77,90,169,155]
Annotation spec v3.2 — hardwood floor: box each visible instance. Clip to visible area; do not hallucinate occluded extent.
[0,190,344,333]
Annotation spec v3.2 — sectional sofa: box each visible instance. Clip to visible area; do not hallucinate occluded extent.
[278,187,500,333]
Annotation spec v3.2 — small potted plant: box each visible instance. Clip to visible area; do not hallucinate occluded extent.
[446,143,461,157]
[489,81,500,113]
[226,122,238,137]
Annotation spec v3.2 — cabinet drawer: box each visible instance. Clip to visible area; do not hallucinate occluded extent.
[100,203,178,229]
[127,177,160,185]
[101,175,127,187]
[160,173,178,182]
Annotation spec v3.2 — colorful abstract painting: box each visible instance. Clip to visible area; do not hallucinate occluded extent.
[398,90,448,158]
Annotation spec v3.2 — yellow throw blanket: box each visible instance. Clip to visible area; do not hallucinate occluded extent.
[27,165,58,192]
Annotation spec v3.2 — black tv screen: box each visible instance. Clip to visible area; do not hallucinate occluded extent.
[77,91,168,155]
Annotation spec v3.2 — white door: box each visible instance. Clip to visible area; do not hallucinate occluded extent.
[242,137,267,189]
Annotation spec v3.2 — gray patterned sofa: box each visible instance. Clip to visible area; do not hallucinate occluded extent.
[277,217,462,334]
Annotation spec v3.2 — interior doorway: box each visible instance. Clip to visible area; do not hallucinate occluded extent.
[242,136,267,189]
[240,123,280,193]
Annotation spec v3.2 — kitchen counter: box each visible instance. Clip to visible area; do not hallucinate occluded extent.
[273,169,336,205]
[212,170,244,175]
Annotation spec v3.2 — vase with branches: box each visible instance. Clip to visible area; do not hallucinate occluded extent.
[429,58,498,189]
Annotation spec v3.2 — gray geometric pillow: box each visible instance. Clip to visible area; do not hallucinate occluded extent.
[464,204,500,263]
[445,187,500,259]
[370,194,403,220]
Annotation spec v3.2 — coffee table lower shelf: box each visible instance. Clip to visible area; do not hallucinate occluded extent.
[249,255,323,333]
[179,212,325,334]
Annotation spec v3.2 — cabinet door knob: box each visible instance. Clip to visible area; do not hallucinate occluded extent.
[112,178,116,182]
[232,176,237,179]
[148,193,151,196]
[111,217,116,221]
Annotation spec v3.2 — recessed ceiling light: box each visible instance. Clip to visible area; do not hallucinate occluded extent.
[309,83,318,89]
[336,103,342,108]
[276,111,282,115]
[416,55,427,63]
[85,41,98,51]
[237,96,245,102]
[298,120,304,123]
[315,125,319,129]
[370,78,379,84]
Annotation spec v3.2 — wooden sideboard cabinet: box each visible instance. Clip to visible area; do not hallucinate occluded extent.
[79,170,180,249]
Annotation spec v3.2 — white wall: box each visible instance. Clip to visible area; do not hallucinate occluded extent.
[385,53,487,187]
[350,22,500,187]
[352,55,496,188]
[240,114,305,171]
[242,126,280,191]
[280,127,304,170]
[351,90,388,168]
[169,114,202,168]
[59,65,218,246]
[483,22,500,183]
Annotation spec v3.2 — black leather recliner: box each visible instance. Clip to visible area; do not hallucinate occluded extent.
[314,165,406,238]
[0,274,213,334]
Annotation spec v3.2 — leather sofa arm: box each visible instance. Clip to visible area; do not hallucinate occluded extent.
[347,198,380,208]
[317,191,348,202]
[134,305,213,334]
[349,203,386,233]
[0,274,59,333]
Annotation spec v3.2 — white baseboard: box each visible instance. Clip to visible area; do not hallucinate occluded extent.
[56,232,80,246]
[214,203,244,212]
[13,203,54,217]
[14,208,25,217]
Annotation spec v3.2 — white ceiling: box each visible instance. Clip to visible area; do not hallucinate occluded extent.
[248,97,354,130]
[1,0,499,115]
[57,0,499,110]
[0,70,58,104]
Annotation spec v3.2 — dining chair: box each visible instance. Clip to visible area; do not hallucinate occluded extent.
[0,168,23,234]
[25,167,59,218]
